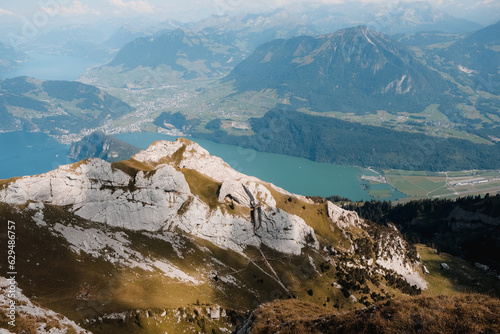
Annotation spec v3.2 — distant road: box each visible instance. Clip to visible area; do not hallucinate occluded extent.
[433,186,500,198]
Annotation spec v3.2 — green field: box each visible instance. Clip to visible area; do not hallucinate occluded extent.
[385,169,500,201]
[417,244,500,296]
[368,189,393,199]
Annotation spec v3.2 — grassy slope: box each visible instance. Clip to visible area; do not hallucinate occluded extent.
[245,293,500,334]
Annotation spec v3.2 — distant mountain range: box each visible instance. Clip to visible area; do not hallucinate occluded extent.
[91,9,494,116]
[366,1,483,34]
[194,1,482,38]
[107,28,245,79]
[435,21,500,95]
[84,1,484,88]
[0,42,27,77]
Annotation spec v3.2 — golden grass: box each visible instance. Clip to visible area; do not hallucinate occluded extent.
[417,244,500,297]
[171,143,187,165]
[180,168,221,210]
[0,308,77,334]
[249,299,335,334]
[246,293,500,334]
[0,177,19,190]
[111,159,154,177]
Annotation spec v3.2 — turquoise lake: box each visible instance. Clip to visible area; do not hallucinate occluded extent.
[0,131,406,201]
[0,132,71,179]
[2,53,104,81]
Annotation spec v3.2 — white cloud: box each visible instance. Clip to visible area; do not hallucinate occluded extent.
[43,1,100,16]
[0,7,14,16]
[109,0,154,13]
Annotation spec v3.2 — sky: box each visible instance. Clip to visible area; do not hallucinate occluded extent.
[0,0,498,29]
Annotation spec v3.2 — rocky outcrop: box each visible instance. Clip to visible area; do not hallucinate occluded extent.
[327,201,361,229]
[0,139,318,255]
[133,138,245,182]
[374,224,427,289]
[68,131,141,162]
[218,179,276,208]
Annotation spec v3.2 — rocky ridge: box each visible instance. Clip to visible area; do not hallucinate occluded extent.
[1,139,319,255]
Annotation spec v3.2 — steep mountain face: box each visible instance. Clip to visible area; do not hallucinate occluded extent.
[0,76,133,136]
[0,138,427,333]
[436,21,500,95]
[68,131,141,162]
[107,28,245,79]
[226,26,452,114]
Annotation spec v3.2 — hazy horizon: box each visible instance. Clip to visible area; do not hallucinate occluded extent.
[0,0,498,27]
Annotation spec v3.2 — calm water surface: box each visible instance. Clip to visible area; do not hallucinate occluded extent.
[0,132,71,179]
[3,53,103,81]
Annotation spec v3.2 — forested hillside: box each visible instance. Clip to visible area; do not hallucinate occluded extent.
[195,108,500,171]
[342,194,500,272]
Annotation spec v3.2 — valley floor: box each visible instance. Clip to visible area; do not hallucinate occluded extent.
[380,169,500,202]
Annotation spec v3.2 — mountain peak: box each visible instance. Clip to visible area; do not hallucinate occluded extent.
[134,138,208,164]
[227,28,449,113]
[132,138,246,183]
